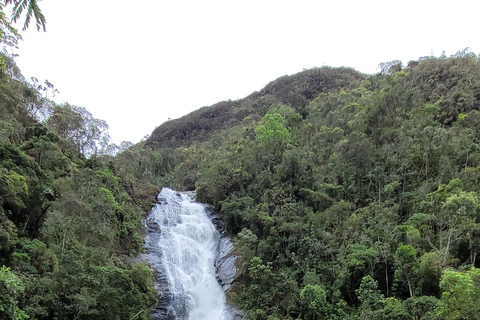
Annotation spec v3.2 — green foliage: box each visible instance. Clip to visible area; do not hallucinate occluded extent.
[6,47,480,319]
[299,284,331,320]
[436,268,480,320]
[5,0,46,32]
[0,4,21,51]
[0,168,29,208]
[0,266,29,320]
[46,103,109,156]
[139,53,480,319]
[394,245,419,297]
[378,297,412,320]
[404,296,438,320]
[81,264,156,319]
[0,56,156,320]
[145,67,364,150]
[0,1,45,84]
[255,113,291,147]
[356,275,383,311]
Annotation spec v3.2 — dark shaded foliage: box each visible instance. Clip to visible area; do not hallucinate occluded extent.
[143,53,480,320]
[0,53,157,320]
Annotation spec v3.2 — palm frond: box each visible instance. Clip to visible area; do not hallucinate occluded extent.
[11,0,28,24]
[7,0,46,32]
[0,1,22,49]
[24,0,45,31]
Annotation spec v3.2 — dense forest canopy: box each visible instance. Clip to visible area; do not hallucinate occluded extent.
[2,44,480,320]
[0,52,159,320]
[143,49,480,320]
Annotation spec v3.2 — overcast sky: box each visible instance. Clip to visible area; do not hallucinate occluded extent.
[10,0,480,144]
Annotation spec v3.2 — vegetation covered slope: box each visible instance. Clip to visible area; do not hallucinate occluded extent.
[3,45,480,320]
[145,67,365,149]
[0,54,158,320]
[144,50,480,320]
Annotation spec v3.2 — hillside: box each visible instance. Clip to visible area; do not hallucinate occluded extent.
[141,50,480,320]
[0,53,158,320]
[145,67,365,149]
[2,48,480,320]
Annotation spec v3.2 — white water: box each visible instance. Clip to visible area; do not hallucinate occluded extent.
[145,188,232,320]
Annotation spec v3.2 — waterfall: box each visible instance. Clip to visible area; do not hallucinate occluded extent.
[144,188,233,320]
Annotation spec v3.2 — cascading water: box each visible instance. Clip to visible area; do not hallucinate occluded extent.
[144,188,233,320]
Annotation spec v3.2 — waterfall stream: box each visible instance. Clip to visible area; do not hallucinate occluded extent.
[144,188,233,320]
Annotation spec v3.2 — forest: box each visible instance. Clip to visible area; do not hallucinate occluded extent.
[142,50,480,320]
[1,18,480,318]
[0,52,161,319]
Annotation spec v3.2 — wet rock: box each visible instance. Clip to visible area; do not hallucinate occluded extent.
[144,188,242,319]
[146,216,161,233]
[215,236,237,290]
[229,306,245,320]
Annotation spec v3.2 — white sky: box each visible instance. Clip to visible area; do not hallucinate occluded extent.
[10,0,480,144]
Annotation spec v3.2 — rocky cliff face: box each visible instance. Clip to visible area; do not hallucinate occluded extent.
[215,236,237,290]
[141,210,173,319]
[207,207,240,291]
[209,211,244,320]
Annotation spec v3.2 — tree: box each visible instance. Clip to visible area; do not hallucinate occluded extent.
[378,297,411,320]
[379,60,403,75]
[394,245,419,298]
[254,112,291,176]
[255,113,291,149]
[436,268,479,320]
[428,179,480,267]
[356,275,383,311]
[0,266,29,320]
[5,0,46,31]
[299,284,331,320]
[46,103,109,156]
[404,296,438,320]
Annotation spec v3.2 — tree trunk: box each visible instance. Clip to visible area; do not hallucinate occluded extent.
[405,273,413,298]
[385,262,389,297]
